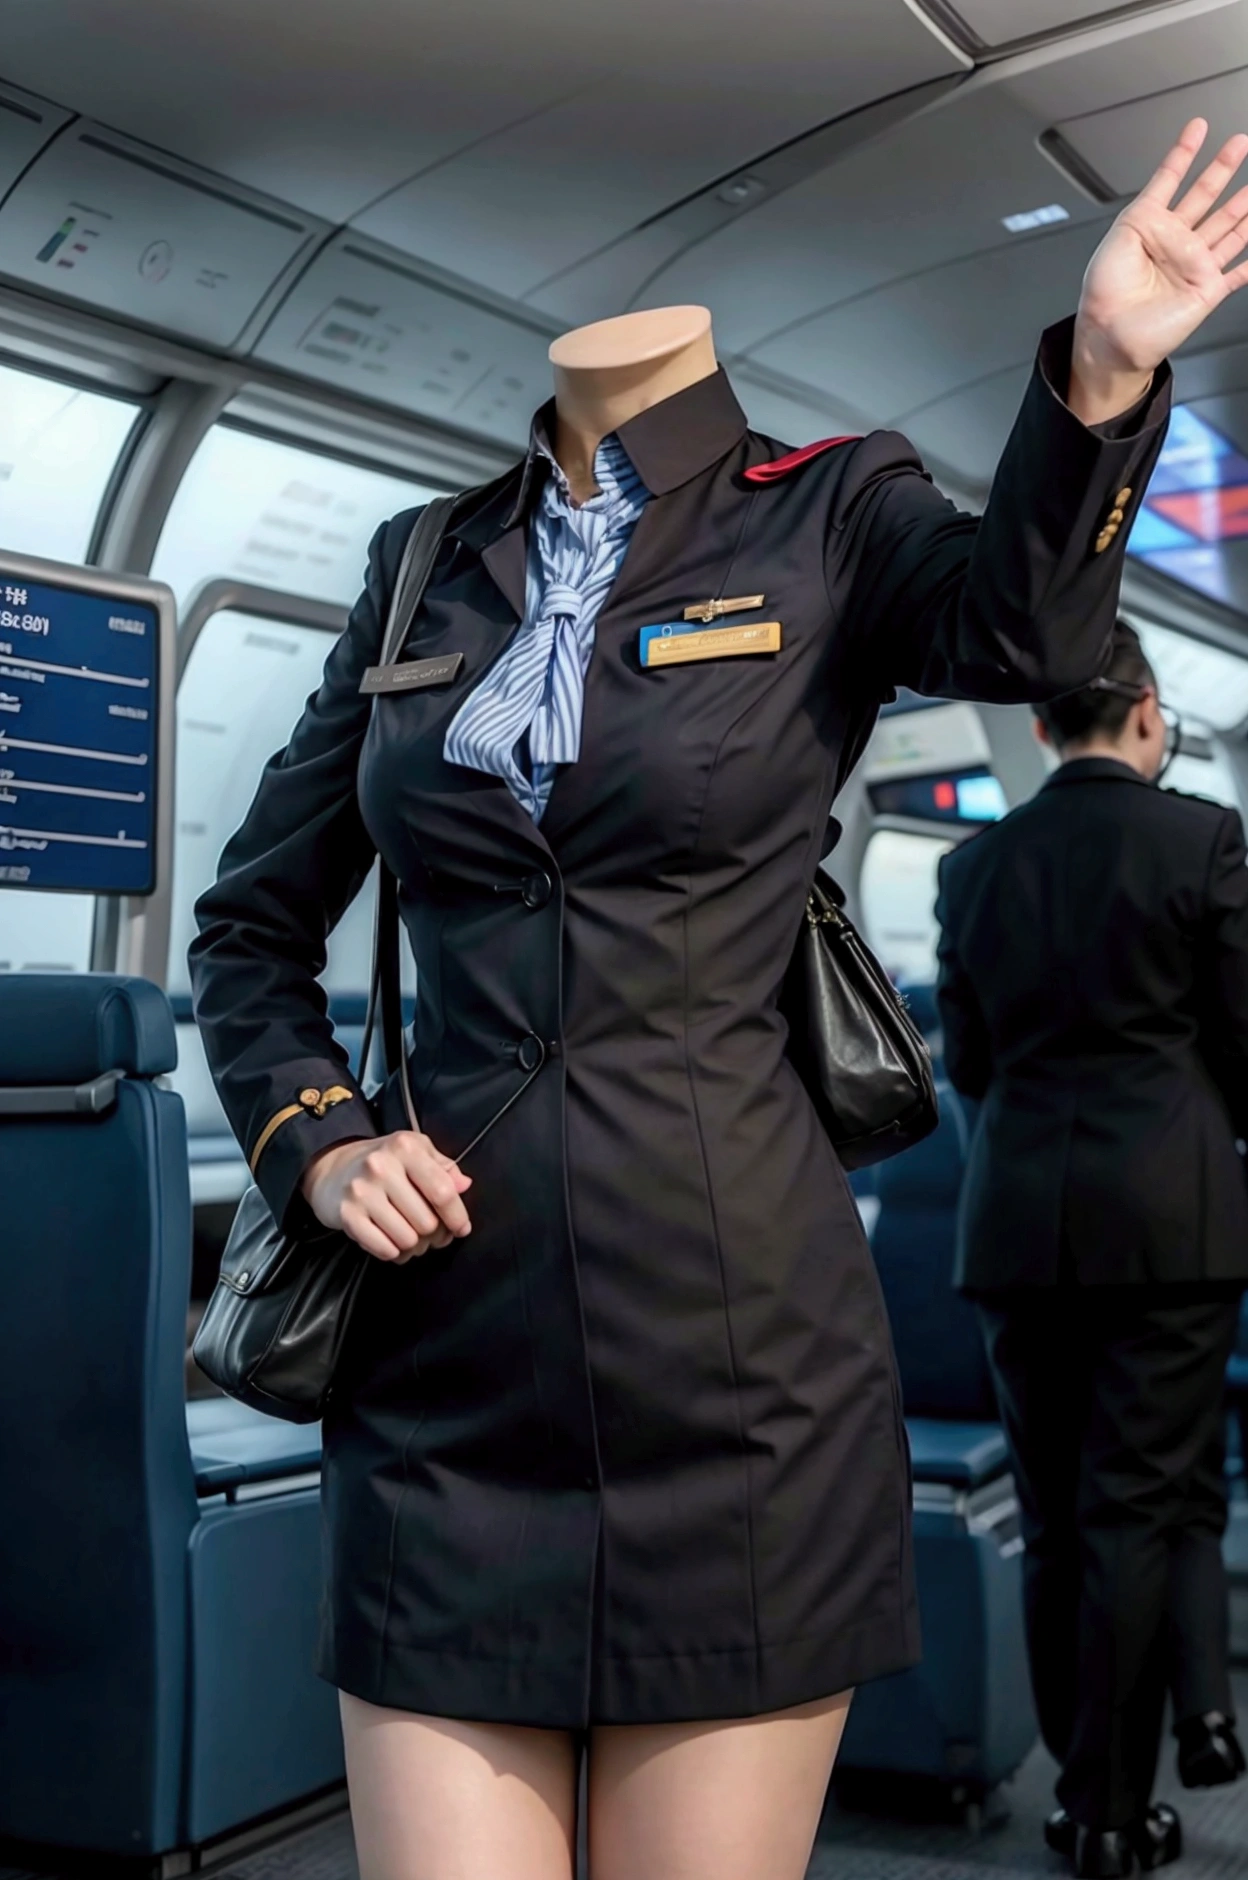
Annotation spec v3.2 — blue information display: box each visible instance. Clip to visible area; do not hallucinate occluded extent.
[0,573,159,895]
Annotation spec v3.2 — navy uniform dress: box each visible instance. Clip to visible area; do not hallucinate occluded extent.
[190,318,1171,1727]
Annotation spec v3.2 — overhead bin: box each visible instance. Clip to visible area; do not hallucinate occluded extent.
[252,235,556,450]
[0,80,69,202]
[0,122,326,350]
[1054,65,1248,200]
[918,1,1184,50]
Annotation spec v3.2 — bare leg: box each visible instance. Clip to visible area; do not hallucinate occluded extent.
[340,1693,578,1880]
[588,1691,852,1880]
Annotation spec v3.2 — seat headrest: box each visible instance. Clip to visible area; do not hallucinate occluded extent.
[0,975,176,1083]
[898,981,940,1039]
[875,1085,972,1206]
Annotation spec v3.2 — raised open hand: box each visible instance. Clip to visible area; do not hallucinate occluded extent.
[1071,117,1248,424]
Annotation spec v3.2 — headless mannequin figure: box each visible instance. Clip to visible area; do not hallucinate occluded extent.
[548,305,719,503]
[331,307,851,1880]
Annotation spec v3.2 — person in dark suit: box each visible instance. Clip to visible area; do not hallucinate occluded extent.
[936,622,1248,1879]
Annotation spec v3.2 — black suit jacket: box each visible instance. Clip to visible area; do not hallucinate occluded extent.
[937,758,1248,1289]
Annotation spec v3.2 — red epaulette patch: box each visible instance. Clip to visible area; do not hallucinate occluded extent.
[742,436,861,484]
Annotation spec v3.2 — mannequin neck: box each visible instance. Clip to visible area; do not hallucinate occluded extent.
[549,310,717,504]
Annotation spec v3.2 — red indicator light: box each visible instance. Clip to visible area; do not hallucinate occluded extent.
[933,780,956,811]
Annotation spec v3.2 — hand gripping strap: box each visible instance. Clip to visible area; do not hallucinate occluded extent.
[742,437,861,484]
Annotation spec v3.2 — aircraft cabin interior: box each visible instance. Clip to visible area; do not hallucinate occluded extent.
[2,3,1248,1879]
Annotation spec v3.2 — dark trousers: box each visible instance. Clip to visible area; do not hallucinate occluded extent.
[976,1286,1241,1829]
[1166,1425,1236,1728]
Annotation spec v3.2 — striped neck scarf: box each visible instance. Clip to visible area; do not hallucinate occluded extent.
[442,430,648,823]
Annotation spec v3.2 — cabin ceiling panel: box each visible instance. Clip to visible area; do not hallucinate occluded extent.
[1001,3,1248,137]
[0,121,325,349]
[1054,64,1248,198]
[615,86,1105,357]
[0,80,69,200]
[0,0,959,241]
[749,215,1113,424]
[896,363,1036,490]
[349,4,961,300]
[251,234,557,449]
[948,0,1191,47]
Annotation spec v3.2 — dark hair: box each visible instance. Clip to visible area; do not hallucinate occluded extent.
[1034,622,1156,748]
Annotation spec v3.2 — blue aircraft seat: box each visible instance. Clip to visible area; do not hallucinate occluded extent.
[0,976,344,1863]
[839,1045,1036,1798]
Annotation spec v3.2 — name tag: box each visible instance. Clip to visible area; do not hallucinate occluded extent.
[640,621,782,668]
[360,652,465,695]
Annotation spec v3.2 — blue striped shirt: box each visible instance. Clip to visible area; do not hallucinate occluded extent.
[443,429,648,822]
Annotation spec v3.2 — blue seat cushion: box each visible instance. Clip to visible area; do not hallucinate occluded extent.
[1228,1355,1248,1395]
[186,1399,322,1491]
[0,973,175,1082]
[906,1417,1009,1488]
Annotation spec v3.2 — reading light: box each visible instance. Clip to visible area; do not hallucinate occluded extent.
[1002,203,1070,233]
[716,175,768,207]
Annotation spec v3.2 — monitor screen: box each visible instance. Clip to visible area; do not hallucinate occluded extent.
[867,766,1007,826]
[1127,405,1248,615]
[0,569,161,895]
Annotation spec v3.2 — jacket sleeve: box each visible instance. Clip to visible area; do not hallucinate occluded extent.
[1195,807,1248,1139]
[833,315,1173,703]
[934,853,992,1101]
[188,509,419,1230]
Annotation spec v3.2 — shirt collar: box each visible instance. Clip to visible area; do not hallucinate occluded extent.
[502,366,749,528]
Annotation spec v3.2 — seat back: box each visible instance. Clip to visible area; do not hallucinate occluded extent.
[0,975,198,1854]
[871,1079,997,1422]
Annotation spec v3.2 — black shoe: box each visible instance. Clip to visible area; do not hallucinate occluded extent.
[1045,1808,1077,1859]
[1176,1711,1247,1788]
[1073,1827,1137,1878]
[1129,1804,1182,1873]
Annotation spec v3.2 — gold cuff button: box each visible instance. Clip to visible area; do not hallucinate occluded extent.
[1095,532,1114,554]
[1116,488,1133,506]
[1107,508,1125,526]
[299,1087,322,1108]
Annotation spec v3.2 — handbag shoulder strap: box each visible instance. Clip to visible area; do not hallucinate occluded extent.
[360,494,466,1100]
[379,493,460,668]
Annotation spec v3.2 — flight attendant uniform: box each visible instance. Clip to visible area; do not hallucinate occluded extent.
[190,317,1171,1728]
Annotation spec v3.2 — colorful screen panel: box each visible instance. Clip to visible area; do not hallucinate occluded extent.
[1127,405,1248,613]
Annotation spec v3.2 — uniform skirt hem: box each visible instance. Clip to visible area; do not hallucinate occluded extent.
[319,1604,921,1729]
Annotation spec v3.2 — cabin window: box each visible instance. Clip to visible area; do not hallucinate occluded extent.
[860,829,955,988]
[150,424,443,613]
[168,607,410,1002]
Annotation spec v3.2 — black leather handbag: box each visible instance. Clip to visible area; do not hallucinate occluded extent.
[192,497,461,1424]
[781,872,939,1170]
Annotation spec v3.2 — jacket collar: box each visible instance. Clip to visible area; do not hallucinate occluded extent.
[455,366,750,547]
[1042,755,1153,790]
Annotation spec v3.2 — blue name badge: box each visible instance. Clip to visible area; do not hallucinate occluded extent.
[639,621,701,666]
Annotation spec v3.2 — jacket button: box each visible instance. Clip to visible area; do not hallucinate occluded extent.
[517,1033,546,1073]
[522,870,553,909]
[1116,487,1133,506]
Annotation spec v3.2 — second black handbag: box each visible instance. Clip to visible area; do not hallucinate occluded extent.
[781,872,939,1170]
